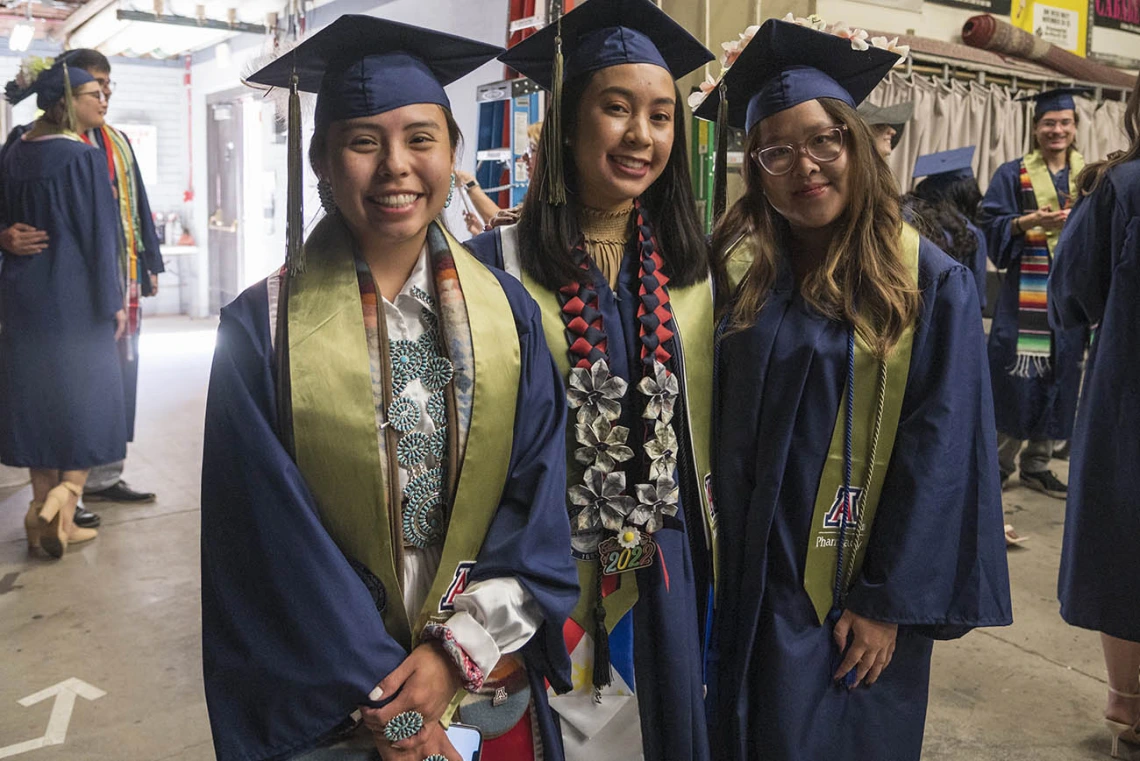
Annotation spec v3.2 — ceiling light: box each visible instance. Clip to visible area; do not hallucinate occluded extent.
[9,23,35,52]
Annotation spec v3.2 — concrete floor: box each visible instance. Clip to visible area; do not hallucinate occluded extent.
[0,316,1130,760]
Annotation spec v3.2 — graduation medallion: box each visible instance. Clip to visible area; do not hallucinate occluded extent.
[598,530,657,576]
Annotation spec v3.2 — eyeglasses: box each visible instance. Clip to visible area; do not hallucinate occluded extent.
[752,125,848,176]
[1039,118,1074,129]
[77,90,108,104]
[94,78,116,94]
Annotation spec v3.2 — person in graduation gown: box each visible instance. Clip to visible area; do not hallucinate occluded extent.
[465,3,717,760]
[978,87,1090,498]
[911,147,988,311]
[693,18,1012,761]
[0,58,124,558]
[202,18,578,761]
[1049,77,1140,757]
[856,99,913,161]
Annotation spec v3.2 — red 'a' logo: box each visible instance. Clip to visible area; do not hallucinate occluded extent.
[439,561,476,612]
[824,486,864,529]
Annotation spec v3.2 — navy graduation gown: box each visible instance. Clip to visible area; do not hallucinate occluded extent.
[200,271,578,761]
[966,218,988,312]
[709,238,1012,761]
[0,136,126,469]
[1050,160,1140,642]
[979,158,1084,440]
[467,228,711,761]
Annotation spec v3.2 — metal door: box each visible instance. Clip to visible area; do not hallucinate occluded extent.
[206,92,244,314]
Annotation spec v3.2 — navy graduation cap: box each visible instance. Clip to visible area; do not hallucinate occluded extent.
[499,0,712,90]
[246,14,503,128]
[4,55,96,110]
[693,19,902,134]
[1016,86,1092,118]
[912,146,976,181]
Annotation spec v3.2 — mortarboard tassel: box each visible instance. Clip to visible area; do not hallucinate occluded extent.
[545,16,567,206]
[62,62,79,136]
[286,72,305,274]
[713,81,728,223]
[591,571,612,693]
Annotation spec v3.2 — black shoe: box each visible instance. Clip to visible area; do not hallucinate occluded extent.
[1053,440,1071,460]
[1001,471,1013,490]
[1020,469,1067,499]
[73,502,102,529]
[84,480,156,504]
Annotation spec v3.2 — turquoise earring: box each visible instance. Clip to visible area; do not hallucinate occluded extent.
[445,173,456,208]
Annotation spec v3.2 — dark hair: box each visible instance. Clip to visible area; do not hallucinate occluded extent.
[517,71,708,290]
[913,175,983,224]
[308,105,462,175]
[1077,72,1140,196]
[66,48,111,74]
[902,193,977,268]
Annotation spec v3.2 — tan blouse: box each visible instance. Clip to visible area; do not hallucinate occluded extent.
[579,204,635,290]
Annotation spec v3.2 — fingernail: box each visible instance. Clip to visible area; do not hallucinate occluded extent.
[368,686,383,701]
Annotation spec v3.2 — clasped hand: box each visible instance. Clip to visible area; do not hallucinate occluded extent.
[361,641,464,761]
[832,609,898,689]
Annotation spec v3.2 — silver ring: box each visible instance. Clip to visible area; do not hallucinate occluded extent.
[383,710,424,743]
[423,755,449,761]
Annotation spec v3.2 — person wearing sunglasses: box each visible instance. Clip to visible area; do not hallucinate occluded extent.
[694,18,1011,761]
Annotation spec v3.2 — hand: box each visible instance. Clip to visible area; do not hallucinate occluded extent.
[489,205,522,229]
[454,170,477,189]
[0,223,49,256]
[114,309,127,341]
[360,642,463,753]
[148,274,160,296]
[832,609,897,688]
[373,720,460,761]
[462,211,484,237]
[1033,207,1068,231]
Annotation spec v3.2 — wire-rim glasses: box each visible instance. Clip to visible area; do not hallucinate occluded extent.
[752,125,848,176]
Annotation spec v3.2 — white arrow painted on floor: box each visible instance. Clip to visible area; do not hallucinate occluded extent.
[0,679,106,759]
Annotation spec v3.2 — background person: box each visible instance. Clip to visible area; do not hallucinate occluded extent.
[978,87,1089,498]
[1,58,125,557]
[857,99,913,160]
[1049,73,1140,759]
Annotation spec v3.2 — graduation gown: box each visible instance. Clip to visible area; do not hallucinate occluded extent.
[709,238,1012,761]
[979,157,1084,440]
[966,218,988,312]
[466,226,713,761]
[0,135,126,469]
[200,243,578,760]
[1050,159,1140,641]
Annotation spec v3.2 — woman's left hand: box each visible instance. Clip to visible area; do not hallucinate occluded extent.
[360,642,463,748]
[114,309,127,341]
[832,609,897,688]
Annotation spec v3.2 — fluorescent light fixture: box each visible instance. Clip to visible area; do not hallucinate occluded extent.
[9,23,35,52]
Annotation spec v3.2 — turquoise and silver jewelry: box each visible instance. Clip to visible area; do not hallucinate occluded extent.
[397,431,431,469]
[403,467,445,548]
[424,755,449,761]
[383,710,424,743]
[445,172,456,208]
[421,356,454,392]
[427,391,447,426]
[390,339,424,393]
[388,396,421,433]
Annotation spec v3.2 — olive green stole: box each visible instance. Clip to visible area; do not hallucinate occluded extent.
[285,217,519,648]
[1023,148,1084,254]
[801,224,920,625]
[506,231,716,636]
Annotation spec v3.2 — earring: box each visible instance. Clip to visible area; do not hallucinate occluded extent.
[445,173,456,208]
[317,179,337,214]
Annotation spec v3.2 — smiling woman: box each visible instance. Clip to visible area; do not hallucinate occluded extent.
[200,15,579,761]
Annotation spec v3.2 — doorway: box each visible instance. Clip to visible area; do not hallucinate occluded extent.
[206,89,244,314]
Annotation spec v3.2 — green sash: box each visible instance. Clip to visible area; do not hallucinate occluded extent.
[287,217,519,648]
[519,266,716,634]
[1023,149,1084,254]
[802,224,920,625]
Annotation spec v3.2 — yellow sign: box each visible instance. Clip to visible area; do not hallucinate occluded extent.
[1012,0,1089,56]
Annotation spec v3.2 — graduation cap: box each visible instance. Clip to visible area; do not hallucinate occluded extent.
[856,100,914,148]
[4,55,96,111]
[912,146,975,181]
[1016,86,1092,118]
[499,0,712,204]
[693,18,903,220]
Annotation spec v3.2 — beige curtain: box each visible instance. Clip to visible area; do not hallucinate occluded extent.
[866,71,1129,194]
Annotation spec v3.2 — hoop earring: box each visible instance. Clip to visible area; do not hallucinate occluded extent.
[445,173,456,208]
[317,179,337,214]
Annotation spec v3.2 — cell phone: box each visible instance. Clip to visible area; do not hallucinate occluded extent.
[445,722,483,761]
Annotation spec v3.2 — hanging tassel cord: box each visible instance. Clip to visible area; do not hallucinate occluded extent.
[286,72,305,274]
[713,81,729,223]
[591,571,612,695]
[545,17,567,206]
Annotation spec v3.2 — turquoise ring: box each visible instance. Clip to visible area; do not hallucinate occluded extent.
[383,710,424,743]
[423,755,449,761]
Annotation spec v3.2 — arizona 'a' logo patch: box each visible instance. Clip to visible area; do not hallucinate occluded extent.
[439,561,476,612]
[823,486,864,529]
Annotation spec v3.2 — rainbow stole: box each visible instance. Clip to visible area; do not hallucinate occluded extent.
[92,125,144,337]
[1015,162,1052,369]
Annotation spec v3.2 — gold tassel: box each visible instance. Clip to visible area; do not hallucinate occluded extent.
[713,81,729,223]
[62,63,79,136]
[285,71,304,274]
[545,15,566,206]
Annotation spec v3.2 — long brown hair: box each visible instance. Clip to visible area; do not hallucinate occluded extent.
[1076,73,1140,197]
[710,98,920,358]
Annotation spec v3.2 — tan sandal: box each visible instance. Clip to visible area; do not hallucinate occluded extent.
[24,501,43,551]
[1106,686,1140,758]
[1004,524,1028,547]
[38,481,84,559]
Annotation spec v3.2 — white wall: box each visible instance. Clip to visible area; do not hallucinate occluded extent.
[188,0,511,315]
